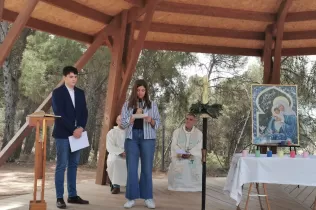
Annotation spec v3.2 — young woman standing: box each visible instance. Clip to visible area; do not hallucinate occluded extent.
[121,79,160,209]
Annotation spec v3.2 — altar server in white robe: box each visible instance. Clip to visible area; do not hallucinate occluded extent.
[168,113,203,192]
[107,115,141,194]
[106,115,128,194]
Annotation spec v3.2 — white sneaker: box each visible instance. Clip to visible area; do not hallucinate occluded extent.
[124,200,135,208]
[145,199,155,209]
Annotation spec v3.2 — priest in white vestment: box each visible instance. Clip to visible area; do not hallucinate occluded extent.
[168,113,203,192]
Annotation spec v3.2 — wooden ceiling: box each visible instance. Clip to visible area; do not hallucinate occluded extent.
[4,0,316,56]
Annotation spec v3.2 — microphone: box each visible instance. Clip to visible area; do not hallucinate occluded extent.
[138,99,143,109]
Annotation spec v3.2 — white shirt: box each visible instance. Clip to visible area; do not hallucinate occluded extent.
[66,85,75,108]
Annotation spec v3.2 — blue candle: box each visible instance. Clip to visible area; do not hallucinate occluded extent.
[267,150,272,157]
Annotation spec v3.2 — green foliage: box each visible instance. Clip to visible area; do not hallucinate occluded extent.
[20,32,84,103]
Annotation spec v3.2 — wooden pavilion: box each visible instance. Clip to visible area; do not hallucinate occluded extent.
[0,0,315,187]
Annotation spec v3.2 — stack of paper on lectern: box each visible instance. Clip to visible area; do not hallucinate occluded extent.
[69,131,89,152]
[27,110,61,118]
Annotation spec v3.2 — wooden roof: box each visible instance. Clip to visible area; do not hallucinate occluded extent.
[4,0,316,56]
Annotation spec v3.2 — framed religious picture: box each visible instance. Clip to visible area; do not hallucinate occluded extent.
[251,84,299,146]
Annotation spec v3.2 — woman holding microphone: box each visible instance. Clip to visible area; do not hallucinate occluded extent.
[121,79,160,209]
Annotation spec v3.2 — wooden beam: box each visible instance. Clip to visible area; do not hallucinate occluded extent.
[272,0,293,84]
[156,1,316,23]
[143,41,262,56]
[96,11,127,185]
[104,36,113,50]
[119,0,160,102]
[41,0,113,24]
[0,0,40,67]
[283,30,316,40]
[137,21,316,41]
[124,0,145,7]
[286,11,316,22]
[2,9,93,44]
[122,22,136,69]
[156,1,275,22]
[281,48,316,56]
[263,25,273,84]
[135,21,264,40]
[0,0,4,20]
[0,32,105,167]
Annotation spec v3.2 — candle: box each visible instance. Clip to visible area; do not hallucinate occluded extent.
[303,151,309,158]
[202,76,209,104]
[278,150,284,157]
[267,150,272,157]
[290,151,296,158]
[242,150,248,157]
[255,150,260,157]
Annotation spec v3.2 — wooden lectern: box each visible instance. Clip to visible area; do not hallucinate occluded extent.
[27,111,59,210]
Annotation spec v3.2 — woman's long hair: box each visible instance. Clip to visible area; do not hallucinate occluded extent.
[128,79,151,109]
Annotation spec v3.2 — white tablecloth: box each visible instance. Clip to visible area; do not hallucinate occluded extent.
[223,154,316,205]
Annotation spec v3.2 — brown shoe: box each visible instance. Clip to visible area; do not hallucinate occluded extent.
[111,187,120,194]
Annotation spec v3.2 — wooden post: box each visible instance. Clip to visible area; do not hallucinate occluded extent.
[261,0,292,154]
[95,12,127,185]
[96,0,160,185]
[0,0,39,66]
[263,25,273,84]
[271,0,293,84]
[27,116,55,210]
[201,117,208,210]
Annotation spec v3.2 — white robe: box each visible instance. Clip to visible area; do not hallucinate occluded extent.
[168,126,203,192]
[106,126,128,186]
[106,126,140,186]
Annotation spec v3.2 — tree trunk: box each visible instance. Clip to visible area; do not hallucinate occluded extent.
[0,23,32,156]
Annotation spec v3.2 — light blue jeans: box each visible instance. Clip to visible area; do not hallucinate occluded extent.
[125,129,155,200]
[55,138,80,198]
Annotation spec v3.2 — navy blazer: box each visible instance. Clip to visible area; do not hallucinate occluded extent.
[52,84,88,139]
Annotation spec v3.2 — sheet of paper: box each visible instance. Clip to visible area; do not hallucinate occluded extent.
[69,131,89,152]
[132,113,148,119]
[176,149,189,155]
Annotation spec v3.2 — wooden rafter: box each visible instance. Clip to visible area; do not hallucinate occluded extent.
[0,0,40,67]
[156,2,275,22]
[124,0,145,7]
[136,21,316,41]
[41,0,113,24]
[0,30,107,167]
[135,22,264,40]
[271,0,293,84]
[2,9,93,44]
[144,41,262,56]
[156,1,316,23]
[286,11,316,22]
[119,0,160,103]
[0,0,4,20]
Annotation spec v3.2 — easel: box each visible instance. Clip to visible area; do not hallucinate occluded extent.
[28,115,55,210]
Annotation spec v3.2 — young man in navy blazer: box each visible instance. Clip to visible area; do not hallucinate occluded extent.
[52,66,89,209]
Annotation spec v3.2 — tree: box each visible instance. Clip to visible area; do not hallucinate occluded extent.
[0,21,33,157]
